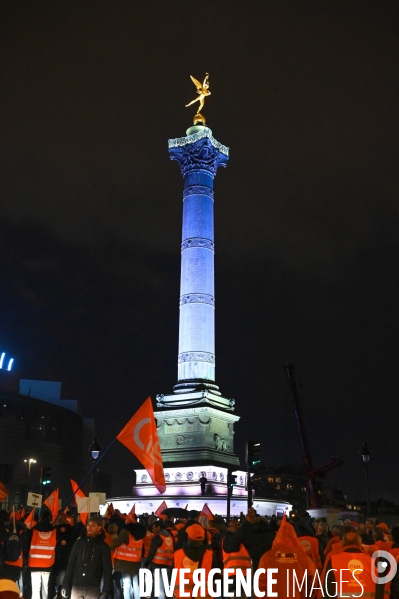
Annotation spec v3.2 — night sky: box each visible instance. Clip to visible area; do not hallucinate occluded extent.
[1,1,398,502]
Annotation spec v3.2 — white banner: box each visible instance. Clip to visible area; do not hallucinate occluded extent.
[89,492,106,505]
[77,496,99,513]
[27,492,42,508]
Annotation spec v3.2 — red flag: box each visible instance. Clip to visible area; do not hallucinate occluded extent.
[155,500,168,521]
[200,503,214,520]
[24,509,35,529]
[70,479,88,526]
[20,506,25,519]
[44,489,59,521]
[126,504,136,523]
[0,481,9,501]
[104,502,114,519]
[116,397,166,493]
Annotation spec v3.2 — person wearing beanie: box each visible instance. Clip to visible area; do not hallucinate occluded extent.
[173,524,216,598]
[62,516,112,599]
[175,512,207,551]
[0,578,21,599]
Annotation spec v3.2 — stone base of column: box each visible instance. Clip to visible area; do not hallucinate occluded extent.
[154,402,240,468]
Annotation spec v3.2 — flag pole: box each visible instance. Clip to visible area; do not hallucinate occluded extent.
[53,437,117,523]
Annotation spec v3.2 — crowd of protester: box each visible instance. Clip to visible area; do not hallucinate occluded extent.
[1,505,399,599]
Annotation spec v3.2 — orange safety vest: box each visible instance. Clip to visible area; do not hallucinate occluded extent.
[152,533,174,566]
[221,539,252,574]
[331,552,376,598]
[375,540,393,552]
[173,548,213,598]
[28,529,56,568]
[113,533,144,563]
[143,531,154,558]
[299,536,322,569]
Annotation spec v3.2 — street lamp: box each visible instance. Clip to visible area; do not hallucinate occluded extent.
[89,439,101,493]
[89,438,101,461]
[24,458,37,478]
[360,442,371,517]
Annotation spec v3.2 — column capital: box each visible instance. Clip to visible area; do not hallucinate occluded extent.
[168,127,228,178]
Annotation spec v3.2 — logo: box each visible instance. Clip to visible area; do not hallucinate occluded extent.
[182,556,199,572]
[165,537,173,546]
[38,532,52,540]
[300,539,311,552]
[371,550,398,584]
[348,559,363,574]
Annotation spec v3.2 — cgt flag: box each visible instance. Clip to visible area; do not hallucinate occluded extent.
[155,500,168,521]
[44,488,59,521]
[70,480,88,526]
[0,481,9,501]
[126,504,137,523]
[200,503,214,520]
[117,397,166,494]
[24,509,35,529]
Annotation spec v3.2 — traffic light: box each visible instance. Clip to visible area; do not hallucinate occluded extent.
[246,440,261,468]
[42,467,52,486]
[228,473,237,487]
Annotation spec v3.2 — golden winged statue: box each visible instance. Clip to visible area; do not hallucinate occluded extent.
[185,73,211,119]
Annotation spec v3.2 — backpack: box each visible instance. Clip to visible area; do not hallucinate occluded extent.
[4,531,22,562]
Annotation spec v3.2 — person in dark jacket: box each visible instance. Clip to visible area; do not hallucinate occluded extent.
[295,516,322,569]
[108,511,126,534]
[209,516,228,570]
[62,516,112,599]
[1,513,26,584]
[235,508,275,570]
[49,514,77,599]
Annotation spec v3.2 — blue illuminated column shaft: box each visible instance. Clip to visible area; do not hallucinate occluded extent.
[168,126,229,385]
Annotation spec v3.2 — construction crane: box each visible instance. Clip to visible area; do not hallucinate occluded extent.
[286,363,342,509]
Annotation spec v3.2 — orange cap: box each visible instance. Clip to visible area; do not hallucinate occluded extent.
[186,523,205,540]
[379,523,388,531]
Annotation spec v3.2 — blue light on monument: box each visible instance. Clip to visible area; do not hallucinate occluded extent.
[168,125,228,385]
[0,353,4,369]
[7,358,14,371]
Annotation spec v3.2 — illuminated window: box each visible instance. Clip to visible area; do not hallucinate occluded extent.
[268,477,274,483]
[287,484,292,490]
[276,478,281,483]
[276,484,281,490]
